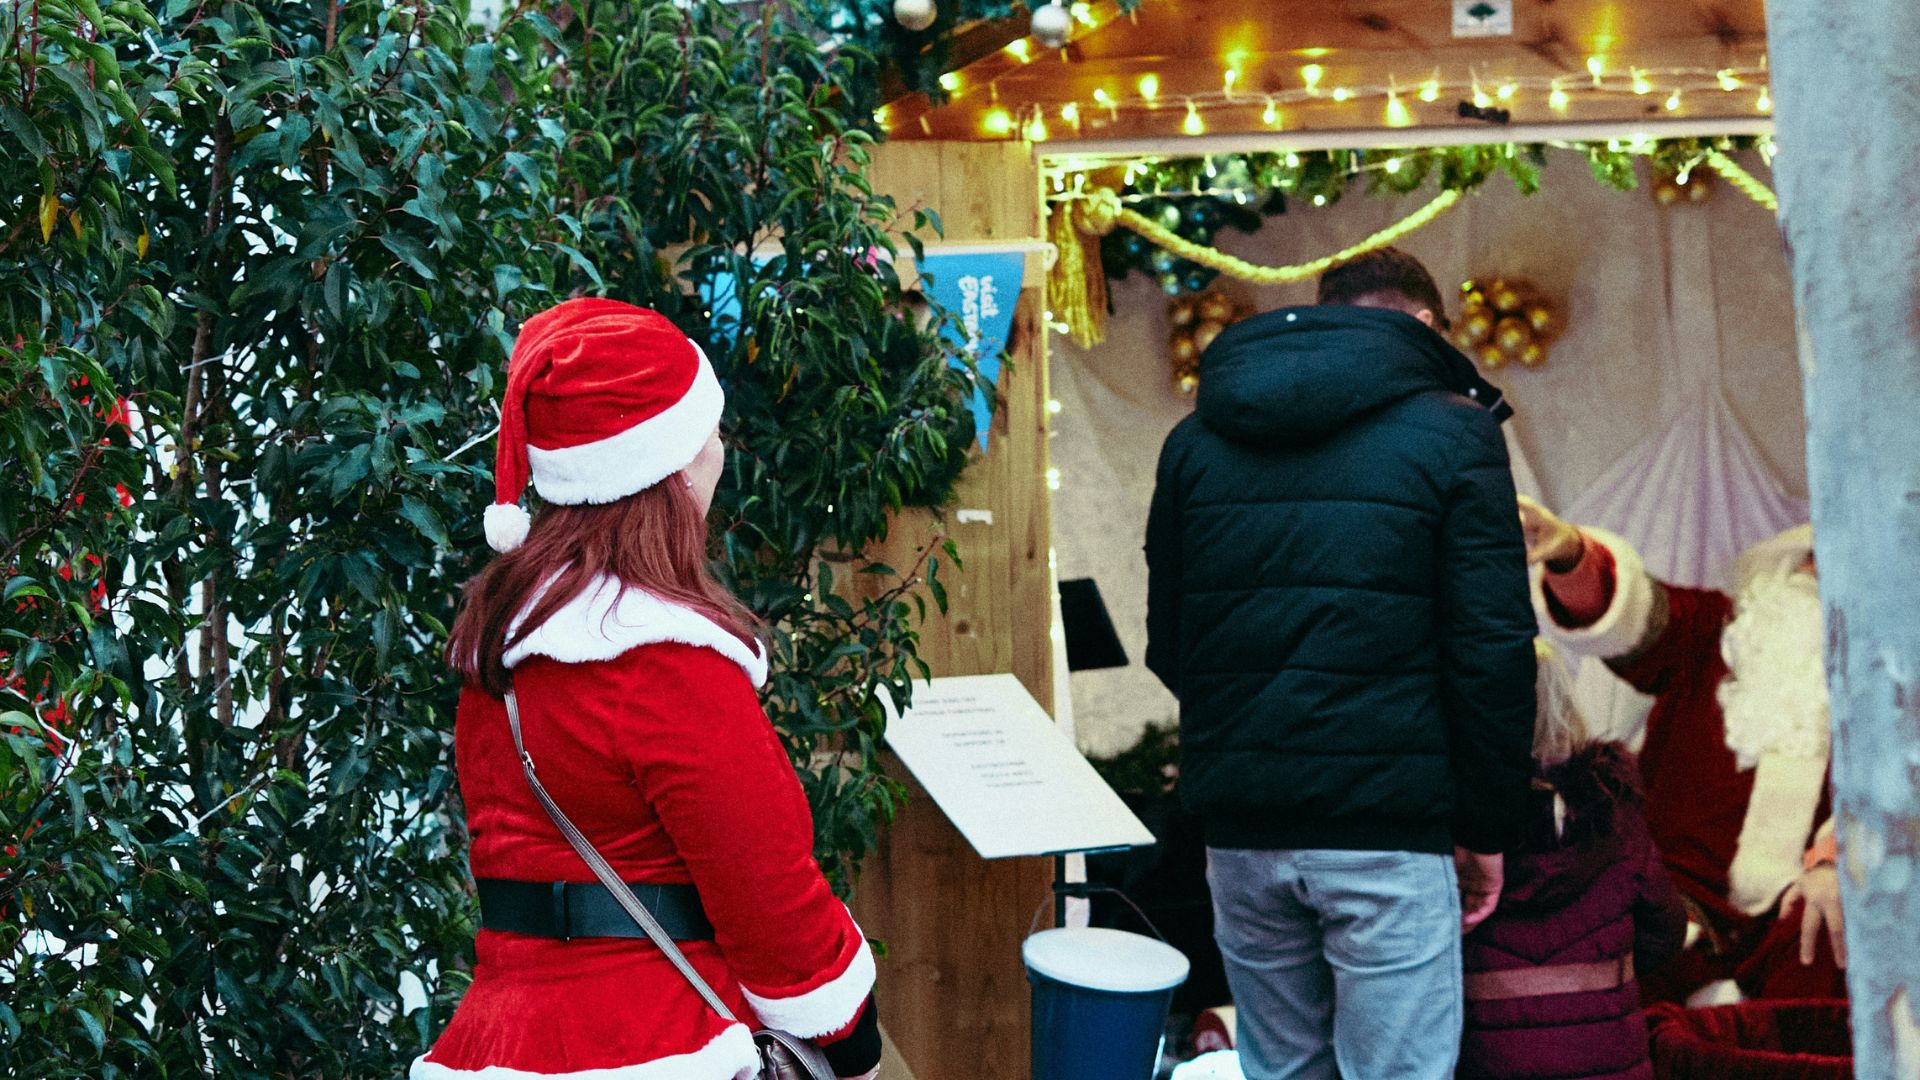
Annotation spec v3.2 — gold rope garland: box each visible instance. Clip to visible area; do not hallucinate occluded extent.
[1047,186,1465,347]
[1702,150,1779,212]
[1098,187,1463,284]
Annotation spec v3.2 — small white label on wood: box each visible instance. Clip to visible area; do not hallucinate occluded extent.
[883,674,1154,859]
[956,508,994,525]
[1452,0,1513,37]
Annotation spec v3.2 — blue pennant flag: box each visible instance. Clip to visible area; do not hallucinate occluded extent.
[921,251,1025,453]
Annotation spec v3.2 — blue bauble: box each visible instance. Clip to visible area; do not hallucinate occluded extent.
[1183,267,1219,293]
[1121,233,1150,257]
[1149,250,1179,274]
[1159,273,1185,296]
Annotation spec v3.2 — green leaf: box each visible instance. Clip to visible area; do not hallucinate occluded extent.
[379,234,437,281]
[399,495,450,548]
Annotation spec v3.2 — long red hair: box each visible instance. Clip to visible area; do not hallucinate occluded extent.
[448,478,760,696]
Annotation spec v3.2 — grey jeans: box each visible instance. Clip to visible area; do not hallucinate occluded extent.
[1207,848,1463,1080]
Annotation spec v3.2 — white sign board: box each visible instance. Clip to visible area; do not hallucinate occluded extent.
[1452,0,1513,37]
[883,673,1154,860]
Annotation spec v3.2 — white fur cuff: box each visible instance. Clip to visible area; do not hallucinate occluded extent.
[1728,752,1827,915]
[741,922,876,1039]
[1533,527,1658,660]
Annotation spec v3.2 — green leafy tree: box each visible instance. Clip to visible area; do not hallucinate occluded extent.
[0,0,975,1074]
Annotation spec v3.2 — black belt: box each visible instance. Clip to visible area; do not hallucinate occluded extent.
[477,879,714,941]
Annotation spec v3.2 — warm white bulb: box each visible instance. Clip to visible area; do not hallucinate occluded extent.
[1496,82,1516,101]
[1262,98,1280,127]
[1549,85,1570,111]
[1664,89,1681,112]
[1631,70,1652,95]
[1717,69,1742,92]
[1384,157,1403,174]
[1301,64,1324,91]
[1285,153,1301,168]
[1139,73,1160,102]
[1756,87,1773,112]
[1419,77,1440,103]
[1312,193,1328,207]
[1385,93,1412,128]
[1182,101,1205,136]
[1331,87,1352,102]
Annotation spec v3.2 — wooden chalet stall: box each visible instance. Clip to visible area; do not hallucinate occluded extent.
[858,3,1796,1078]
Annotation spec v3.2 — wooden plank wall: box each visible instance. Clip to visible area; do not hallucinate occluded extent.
[851,141,1056,1080]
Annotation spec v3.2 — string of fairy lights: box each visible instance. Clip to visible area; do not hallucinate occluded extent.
[887,53,1774,142]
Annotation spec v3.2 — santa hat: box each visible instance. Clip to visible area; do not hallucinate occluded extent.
[1731,523,1815,596]
[484,298,724,553]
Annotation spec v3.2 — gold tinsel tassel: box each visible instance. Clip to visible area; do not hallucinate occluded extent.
[1047,199,1108,349]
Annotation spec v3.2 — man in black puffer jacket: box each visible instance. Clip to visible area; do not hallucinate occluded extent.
[1145,248,1536,1080]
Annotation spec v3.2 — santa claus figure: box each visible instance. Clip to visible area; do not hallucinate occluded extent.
[1517,497,1846,1004]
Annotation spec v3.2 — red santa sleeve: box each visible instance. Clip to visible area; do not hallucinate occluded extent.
[602,643,876,1042]
[1532,527,1662,662]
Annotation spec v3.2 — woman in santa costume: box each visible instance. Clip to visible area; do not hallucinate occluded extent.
[1516,496,1845,1005]
[416,299,880,1080]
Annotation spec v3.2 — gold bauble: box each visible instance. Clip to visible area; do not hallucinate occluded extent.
[1170,334,1198,364]
[1461,310,1494,345]
[1169,300,1197,329]
[1198,292,1235,323]
[1460,279,1479,296]
[1518,342,1547,368]
[1477,343,1509,369]
[1494,316,1532,356]
[1176,373,1200,394]
[1686,176,1712,203]
[1194,318,1228,355]
[1489,282,1523,314]
[1525,304,1555,337]
[1653,181,1681,206]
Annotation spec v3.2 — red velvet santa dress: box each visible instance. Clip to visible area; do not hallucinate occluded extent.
[414,298,875,1078]
[1533,526,1844,1002]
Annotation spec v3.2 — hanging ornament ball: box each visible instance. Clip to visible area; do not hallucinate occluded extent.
[1494,316,1532,356]
[1462,290,1488,316]
[1159,273,1185,296]
[1686,174,1713,203]
[1194,318,1228,355]
[1518,342,1547,368]
[1157,202,1184,231]
[1198,292,1235,324]
[1150,249,1178,274]
[1477,343,1509,369]
[893,0,937,31]
[1030,2,1072,49]
[1171,333,1199,364]
[1177,373,1200,395]
[1524,304,1555,338]
[1461,310,1495,346]
[1181,268,1216,294]
[1170,298,1198,329]
[1652,178,1681,206]
[1460,279,1479,296]
[1490,282,1523,314]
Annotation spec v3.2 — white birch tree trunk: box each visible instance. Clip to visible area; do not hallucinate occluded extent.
[1766,4,1920,1076]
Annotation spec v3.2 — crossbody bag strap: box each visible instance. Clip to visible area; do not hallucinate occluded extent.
[504,687,739,1024]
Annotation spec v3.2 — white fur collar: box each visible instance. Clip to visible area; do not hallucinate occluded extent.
[504,574,768,687]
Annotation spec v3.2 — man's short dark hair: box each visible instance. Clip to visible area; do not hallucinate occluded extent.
[1316,247,1446,321]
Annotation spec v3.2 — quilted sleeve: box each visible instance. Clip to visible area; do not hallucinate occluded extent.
[1435,409,1539,855]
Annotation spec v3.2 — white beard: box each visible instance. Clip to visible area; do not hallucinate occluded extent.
[1717,570,1830,770]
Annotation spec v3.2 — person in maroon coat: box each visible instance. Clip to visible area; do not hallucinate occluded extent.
[1458,646,1688,1080]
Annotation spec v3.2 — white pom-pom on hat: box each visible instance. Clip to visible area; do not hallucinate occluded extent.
[484,502,532,553]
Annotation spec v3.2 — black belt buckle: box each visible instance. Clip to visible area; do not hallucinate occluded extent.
[551,881,571,941]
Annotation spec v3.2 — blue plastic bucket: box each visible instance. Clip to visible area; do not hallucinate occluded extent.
[1025,927,1191,1080]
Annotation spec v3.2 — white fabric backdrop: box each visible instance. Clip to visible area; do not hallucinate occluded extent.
[1049,151,1807,756]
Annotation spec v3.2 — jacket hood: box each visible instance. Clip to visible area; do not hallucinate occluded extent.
[1194,305,1511,449]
